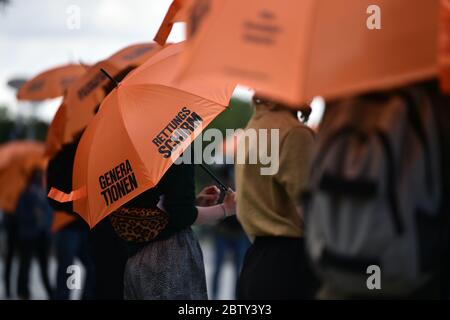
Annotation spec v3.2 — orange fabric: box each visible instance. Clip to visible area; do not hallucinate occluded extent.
[173,0,194,22]
[45,103,67,158]
[439,0,450,92]
[63,43,235,228]
[0,141,46,212]
[181,0,438,106]
[0,141,44,170]
[48,187,86,203]
[17,64,86,101]
[154,0,191,45]
[62,43,161,145]
[51,211,76,233]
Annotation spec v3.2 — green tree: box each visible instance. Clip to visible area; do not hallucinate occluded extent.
[0,106,15,143]
[0,105,48,143]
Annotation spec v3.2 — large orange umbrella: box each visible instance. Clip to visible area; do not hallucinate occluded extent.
[17,64,87,101]
[179,0,438,106]
[61,43,161,145]
[49,42,235,228]
[0,141,46,212]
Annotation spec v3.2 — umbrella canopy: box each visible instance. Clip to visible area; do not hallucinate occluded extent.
[179,0,438,106]
[49,42,235,228]
[0,141,46,212]
[17,64,87,101]
[45,103,67,158]
[62,43,161,145]
[0,140,44,170]
[439,0,450,92]
[154,0,193,45]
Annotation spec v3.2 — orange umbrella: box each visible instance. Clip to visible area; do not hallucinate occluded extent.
[62,43,161,145]
[154,0,193,45]
[0,141,46,212]
[0,140,44,170]
[439,0,450,92]
[180,0,438,106]
[49,42,235,228]
[17,64,87,101]
[45,103,68,158]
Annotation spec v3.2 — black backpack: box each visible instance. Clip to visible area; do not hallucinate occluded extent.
[305,83,447,297]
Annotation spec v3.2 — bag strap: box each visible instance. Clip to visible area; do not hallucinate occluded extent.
[314,126,367,171]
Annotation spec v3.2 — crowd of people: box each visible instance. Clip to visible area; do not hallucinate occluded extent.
[2,77,448,300]
[1,0,449,301]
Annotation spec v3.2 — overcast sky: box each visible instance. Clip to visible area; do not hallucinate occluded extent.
[0,0,186,122]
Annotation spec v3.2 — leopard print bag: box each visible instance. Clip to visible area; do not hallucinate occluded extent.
[109,207,169,243]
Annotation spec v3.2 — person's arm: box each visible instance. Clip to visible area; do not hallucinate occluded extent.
[196,185,221,206]
[158,164,236,229]
[195,189,236,225]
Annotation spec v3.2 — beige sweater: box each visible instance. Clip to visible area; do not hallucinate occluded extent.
[236,106,315,238]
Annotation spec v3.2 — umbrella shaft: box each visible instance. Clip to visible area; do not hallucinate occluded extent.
[199,164,228,192]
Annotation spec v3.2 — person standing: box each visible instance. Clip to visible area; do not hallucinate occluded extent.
[236,95,319,300]
[113,160,236,300]
[16,169,54,300]
[47,140,115,300]
[53,218,95,300]
[2,212,18,299]
[211,215,250,300]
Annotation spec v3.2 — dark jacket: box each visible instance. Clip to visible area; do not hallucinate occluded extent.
[123,162,198,257]
[16,184,53,240]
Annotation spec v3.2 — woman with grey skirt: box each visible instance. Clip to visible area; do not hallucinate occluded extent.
[109,161,236,300]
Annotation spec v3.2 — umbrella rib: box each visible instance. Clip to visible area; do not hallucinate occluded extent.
[115,87,155,186]
[83,126,96,228]
[129,82,230,108]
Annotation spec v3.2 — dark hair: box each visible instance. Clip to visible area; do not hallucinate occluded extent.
[299,107,312,123]
[253,95,312,123]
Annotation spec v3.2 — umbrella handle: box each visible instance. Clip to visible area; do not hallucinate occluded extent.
[198,164,229,193]
[100,68,119,87]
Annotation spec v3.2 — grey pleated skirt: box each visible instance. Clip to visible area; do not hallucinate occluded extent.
[123,228,208,300]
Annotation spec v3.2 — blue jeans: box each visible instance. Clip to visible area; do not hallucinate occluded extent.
[212,234,250,299]
[54,225,95,300]
[17,232,53,299]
